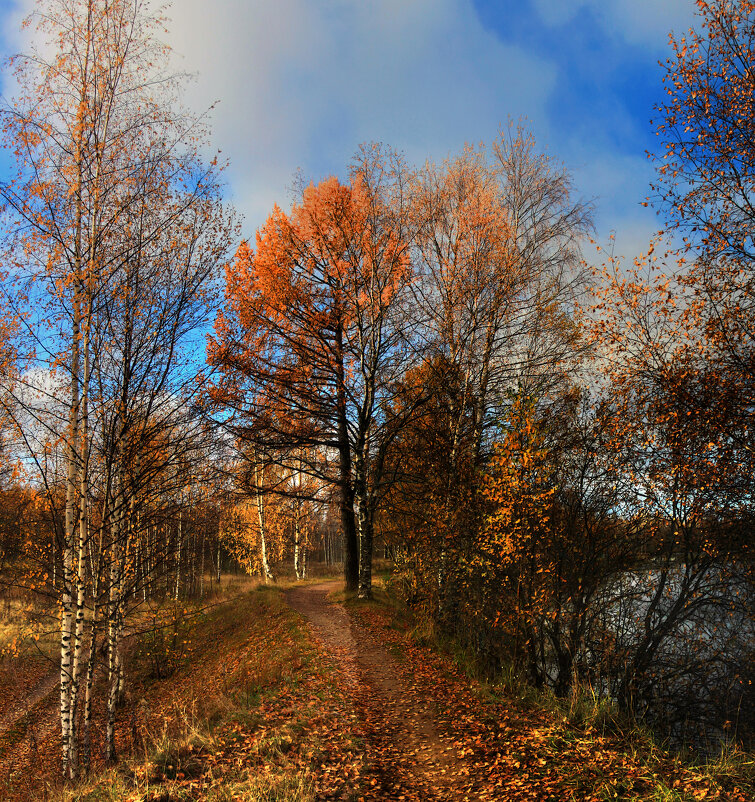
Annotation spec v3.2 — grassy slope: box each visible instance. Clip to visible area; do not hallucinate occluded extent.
[17,579,752,802]
[346,590,755,802]
[56,581,363,802]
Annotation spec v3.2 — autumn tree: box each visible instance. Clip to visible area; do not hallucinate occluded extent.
[377,355,478,615]
[0,0,234,776]
[587,238,754,742]
[411,125,590,462]
[387,125,591,626]
[220,496,281,580]
[651,0,755,473]
[209,146,414,597]
[480,391,559,688]
[653,0,755,265]
[643,2,755,732]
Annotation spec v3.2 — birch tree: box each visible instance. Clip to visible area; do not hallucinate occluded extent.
[405,125,591,615]
[0,0,233,777]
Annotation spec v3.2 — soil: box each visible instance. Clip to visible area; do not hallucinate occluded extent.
[286,581,461,801]
[0,663,58,737]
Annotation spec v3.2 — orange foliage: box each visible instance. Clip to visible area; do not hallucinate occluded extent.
[209,147,413,595]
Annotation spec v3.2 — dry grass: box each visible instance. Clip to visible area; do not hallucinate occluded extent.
[46,582,354,802]
[0,590,58,659]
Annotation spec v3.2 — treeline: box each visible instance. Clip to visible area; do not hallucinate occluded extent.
[208,140,753,749]
[207,130,589,596]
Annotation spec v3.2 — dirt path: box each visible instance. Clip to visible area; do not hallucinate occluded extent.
[286,582,461,801]
[0,623,137,739]
[0,665,58,737]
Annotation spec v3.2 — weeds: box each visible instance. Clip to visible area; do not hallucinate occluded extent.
[134,607,193,680]
[45,582,349,802]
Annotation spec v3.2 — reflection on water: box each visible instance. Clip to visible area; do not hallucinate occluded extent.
[591,563,753,751]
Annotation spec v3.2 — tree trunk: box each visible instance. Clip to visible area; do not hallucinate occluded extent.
[334,316,358,591]
[200,527,206,597]
[356,468,373,599]
[61,284,82,779]
[254,460,275,583]
[294,496,302,581]
[340,485,358,592]
[81,616,98,772]
[174,510,182,601]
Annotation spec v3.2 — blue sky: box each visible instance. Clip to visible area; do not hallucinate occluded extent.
[0,0,699,259]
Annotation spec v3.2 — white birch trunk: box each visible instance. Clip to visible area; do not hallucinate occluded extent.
[60,288,81,778]
[200,528,206,597]
[254,460,274,583]
[294,510,301,581]
[175,510,182,601]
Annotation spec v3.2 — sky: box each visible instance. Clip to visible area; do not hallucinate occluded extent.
[0,0,700,260]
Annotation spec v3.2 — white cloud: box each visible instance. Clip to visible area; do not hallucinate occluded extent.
[532,0,697,50]
[0,0,693,260]
[0,0,27,50]
[571,149,661,260]
[166,0,557,231]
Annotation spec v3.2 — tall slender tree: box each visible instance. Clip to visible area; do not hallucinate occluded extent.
[0,0,234,776]
[209,146,413,596]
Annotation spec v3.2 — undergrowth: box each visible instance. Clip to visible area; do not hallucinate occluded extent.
[53,581,358,802]
[18,575,753,801]
[349,578,755,802]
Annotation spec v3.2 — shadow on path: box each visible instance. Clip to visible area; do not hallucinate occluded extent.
[286,582,459,801]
